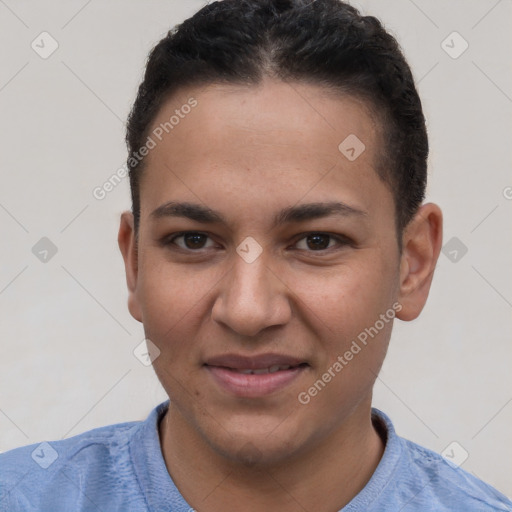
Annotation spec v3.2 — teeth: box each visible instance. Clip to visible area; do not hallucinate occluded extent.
[234,365,292,375]
[252,368,269,375]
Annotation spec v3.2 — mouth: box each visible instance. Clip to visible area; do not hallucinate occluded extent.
[222,364,306,375]
[203,354,309,397]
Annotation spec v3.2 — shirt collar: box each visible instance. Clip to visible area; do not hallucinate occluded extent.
[129,401,402,512]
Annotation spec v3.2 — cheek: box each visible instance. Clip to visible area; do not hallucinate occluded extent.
[292,255,396,336]
[138,243,215,304]
[291,254,397,399]
[135,254,213,354]
[137,261,209,403]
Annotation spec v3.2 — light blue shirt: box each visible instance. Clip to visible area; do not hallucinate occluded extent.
[1,400,511,511]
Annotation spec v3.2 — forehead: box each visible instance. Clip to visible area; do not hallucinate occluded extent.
[149,79,380,156]
[139,78,391,227]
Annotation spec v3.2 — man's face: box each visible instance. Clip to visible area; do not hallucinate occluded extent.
[126,79,402,464]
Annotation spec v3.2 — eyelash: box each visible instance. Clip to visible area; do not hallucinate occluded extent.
[161,231,352,254]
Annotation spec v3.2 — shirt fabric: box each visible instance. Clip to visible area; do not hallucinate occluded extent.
[1,400,511,512]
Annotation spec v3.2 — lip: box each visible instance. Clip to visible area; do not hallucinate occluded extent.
[204,353,309,398]
[204,353,307,369]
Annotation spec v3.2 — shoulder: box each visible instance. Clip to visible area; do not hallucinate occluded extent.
[399,436,512,511]
[0,419,141,511]
[369,409,512,512]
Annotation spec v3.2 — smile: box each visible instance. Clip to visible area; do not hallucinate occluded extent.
[229,364,295,375]
[204,354,309,397]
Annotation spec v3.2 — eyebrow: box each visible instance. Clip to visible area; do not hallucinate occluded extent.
[150,200,367,228]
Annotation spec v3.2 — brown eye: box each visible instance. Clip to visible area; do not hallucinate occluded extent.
[294,232,350,252]
[306,234,331,250]
[168,232,215,251]
[183,233,208,249]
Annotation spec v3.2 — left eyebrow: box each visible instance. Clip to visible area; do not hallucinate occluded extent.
[149,200,368,228]
[272,201,368,227]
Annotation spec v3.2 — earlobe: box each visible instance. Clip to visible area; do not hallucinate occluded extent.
[396,203,443,321]
[118,211,143,323]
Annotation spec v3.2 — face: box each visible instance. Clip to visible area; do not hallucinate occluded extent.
[121,79,405,465]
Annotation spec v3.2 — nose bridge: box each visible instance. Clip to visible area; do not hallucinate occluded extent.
[212,247,290,336]
[232,252,272,303]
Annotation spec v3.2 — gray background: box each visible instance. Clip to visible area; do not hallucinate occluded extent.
[1,0,511,498]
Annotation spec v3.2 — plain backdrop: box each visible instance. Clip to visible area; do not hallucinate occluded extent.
[1,0,511,498]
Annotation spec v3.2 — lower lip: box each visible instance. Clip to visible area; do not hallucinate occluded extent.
[205,365,307,397]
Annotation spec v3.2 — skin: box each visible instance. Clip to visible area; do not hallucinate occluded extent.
[118,78,443,511]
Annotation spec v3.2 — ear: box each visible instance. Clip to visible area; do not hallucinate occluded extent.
[396,203,443,321]
[118,211,143,323]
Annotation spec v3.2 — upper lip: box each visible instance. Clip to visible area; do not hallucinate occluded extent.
[204,353,307,370]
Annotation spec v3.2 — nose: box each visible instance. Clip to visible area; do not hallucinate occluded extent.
[211,251,292,337]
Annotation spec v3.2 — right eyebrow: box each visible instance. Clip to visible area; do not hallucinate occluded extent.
[150,201,227,224]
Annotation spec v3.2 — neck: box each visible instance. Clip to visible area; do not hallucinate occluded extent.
[158,397,385,512]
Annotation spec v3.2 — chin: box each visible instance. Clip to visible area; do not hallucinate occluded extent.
[200,418,308,468]
[220,438,297,468]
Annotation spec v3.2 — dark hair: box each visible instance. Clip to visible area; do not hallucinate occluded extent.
[126,0,428,242]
